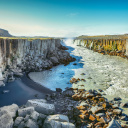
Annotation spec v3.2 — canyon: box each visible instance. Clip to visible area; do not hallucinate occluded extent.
[1,34,128,128]
[0,38,75,86]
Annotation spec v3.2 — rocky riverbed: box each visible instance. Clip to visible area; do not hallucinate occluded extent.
[29,39,128,127]
[72,40,128,101]
[1,39,128,128]
[1,86,128,128]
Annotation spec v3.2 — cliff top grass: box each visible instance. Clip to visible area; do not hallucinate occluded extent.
[0,37,55,41]
[77,34,128,40]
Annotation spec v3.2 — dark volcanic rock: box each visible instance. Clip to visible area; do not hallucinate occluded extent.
[56,88,62,93]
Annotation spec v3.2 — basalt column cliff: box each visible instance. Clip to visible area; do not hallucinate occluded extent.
[0,38,75,83]
[74,34,128,58]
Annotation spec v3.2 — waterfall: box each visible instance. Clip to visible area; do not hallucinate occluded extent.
[84,43,87,48]
[90,41,93,50]
[63,38,74,46]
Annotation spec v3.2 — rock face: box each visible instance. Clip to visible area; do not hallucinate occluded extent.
[0,38,75,82]
[0,29,12,37]
[26,99,55,115]
[43,114,75,128]
[73,38,127,59]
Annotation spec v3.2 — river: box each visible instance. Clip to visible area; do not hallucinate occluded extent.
[29,39,128,114]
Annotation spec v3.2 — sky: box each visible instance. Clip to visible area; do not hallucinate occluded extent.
[0,0,128,37]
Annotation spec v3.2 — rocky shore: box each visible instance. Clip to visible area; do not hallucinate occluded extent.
[1,80,128,128]
[1,39,128,128]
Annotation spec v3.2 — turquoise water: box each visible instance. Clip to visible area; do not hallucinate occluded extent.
[29,39,84,90]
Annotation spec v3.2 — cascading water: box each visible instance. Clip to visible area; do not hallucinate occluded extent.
[90,41,93,49]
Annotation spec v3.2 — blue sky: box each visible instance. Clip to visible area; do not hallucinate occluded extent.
[0,0,128,37]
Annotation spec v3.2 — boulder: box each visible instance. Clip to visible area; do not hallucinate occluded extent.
[102,102,111,109]
[26,99,55,115]
[0,110,13,128]
[120,102,128,108]
[0,81,5,87]
[112,104,119,109]
[13,72,23,77]
[43,114,75,128]
[24,115,30,122]
[86,93,94,98]
[38,113,47,120]
[107,119,121,128]
[90,106,104,114]
[50,57,59,64]
[18,121,25,128]
[81,73,85,75]
[56,88,62,93]
[113,109,122,115]
[30,111,39,121]
[0,104,19,118]
[8,76,15,82]
[63,89,74,97]
[2,90,10,94]
[61,122,76,128]
[79,102,89,107]
[114,97,122,101]
[18,107,34,117]
[14,117,24,127]
[95,113,105,118]
[25,119,38,128]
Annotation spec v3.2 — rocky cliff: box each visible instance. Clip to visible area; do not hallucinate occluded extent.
[73,37,128,58]
[0,38,75,85]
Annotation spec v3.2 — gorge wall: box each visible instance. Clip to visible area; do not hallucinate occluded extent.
[74,35,128,58]
[0,38,74,82]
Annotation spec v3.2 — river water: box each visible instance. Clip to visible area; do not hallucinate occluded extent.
[29,39,84,91]
[29,39,128,113]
